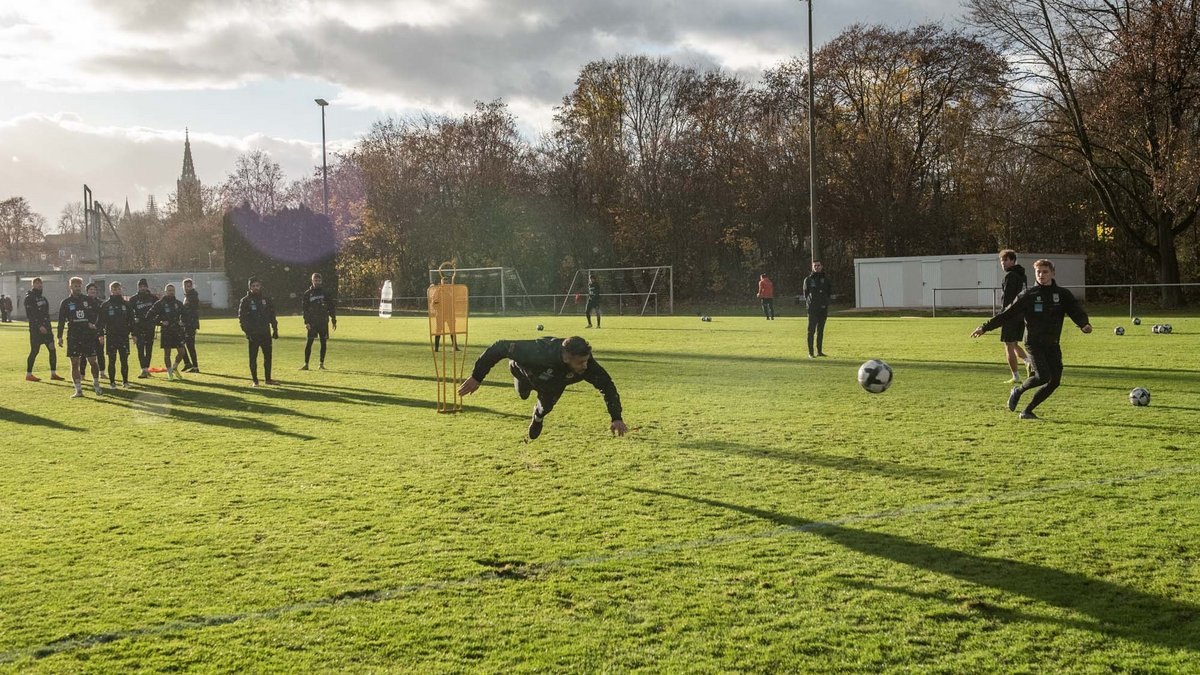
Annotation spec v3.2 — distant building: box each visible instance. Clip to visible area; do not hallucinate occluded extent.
[175,128,203,219]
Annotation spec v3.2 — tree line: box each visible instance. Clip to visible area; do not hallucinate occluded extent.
[5,1,1197,307]
[331,5,1200,305]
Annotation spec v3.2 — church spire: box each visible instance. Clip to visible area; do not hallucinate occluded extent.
[181,127,196,180]
[123,198,131,220]
[176,127,203,218]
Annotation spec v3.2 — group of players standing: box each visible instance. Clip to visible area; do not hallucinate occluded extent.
[21,272,337,395]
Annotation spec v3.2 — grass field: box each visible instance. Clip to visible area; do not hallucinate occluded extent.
[1,309,1198,671]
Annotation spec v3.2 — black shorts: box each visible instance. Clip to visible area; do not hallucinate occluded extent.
[29,329,54,350]
[160,329,183,349]
[67,333,98,358]
[585,298,600,312]
[1026,342,1064,382]
[307,323,329,338]
[999,320,1024,343]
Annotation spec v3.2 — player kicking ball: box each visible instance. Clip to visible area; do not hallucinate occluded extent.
[971,259,1091,420]
[457,336,627,440]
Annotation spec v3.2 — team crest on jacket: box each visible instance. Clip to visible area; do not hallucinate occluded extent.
[1053,293,1059,302]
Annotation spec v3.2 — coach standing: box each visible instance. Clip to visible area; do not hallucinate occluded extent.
[803,260,832,358]
[130,278,159,378]
[757,273,775,320]
[239,277,278,387]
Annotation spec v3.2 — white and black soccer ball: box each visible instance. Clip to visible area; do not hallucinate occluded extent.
[1114,326,1125,336]
[701,315,712,322]
[1133,317,1142,325]
[1130,387,1150,406]
[1152,324,1162,334]
[1163,324,1173,334]
[857,359,893,394]
[536,323,544,331]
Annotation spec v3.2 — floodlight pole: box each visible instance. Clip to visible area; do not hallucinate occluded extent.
[802,0,819,264]
[315,98,330,217]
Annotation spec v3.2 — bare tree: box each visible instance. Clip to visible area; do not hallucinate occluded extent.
[968,0,1200,305]
[0,197,47,263]
[219,150,292,215]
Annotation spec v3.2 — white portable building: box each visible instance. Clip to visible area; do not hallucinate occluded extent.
[853,253,1087,310]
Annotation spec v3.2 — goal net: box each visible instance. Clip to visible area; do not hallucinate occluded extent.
[559,265,674,316]
[426,266,533,314]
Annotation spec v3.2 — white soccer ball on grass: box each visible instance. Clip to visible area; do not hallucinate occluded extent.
[1129,387,1150,406]
[857,359,893,394]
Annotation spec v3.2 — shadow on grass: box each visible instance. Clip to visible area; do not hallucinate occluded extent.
[0,407,84,432]
[680,439,961,481]
[93,395,316,441]
[197,371,528,419]
[338,370,510,390]
[637,488,1200,653]
[131,380,333,421]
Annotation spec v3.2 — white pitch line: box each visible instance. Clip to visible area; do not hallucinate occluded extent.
[2,463,1196,664]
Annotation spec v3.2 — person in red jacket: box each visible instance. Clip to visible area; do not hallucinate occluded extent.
[757,273,775,320]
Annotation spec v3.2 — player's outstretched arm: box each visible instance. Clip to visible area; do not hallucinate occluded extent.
[458,377,481,396]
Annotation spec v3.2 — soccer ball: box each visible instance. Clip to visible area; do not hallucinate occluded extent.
[701,315,712,322]
[1129,387,1150,406]
[1133,317,1141,325]
[1163,324,1173,334]
[857,359,893,394]
[536,324,544,331]
[1152,324,1162,334]
[1114,326,1125,335]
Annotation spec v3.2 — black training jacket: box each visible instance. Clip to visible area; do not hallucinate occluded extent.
[130,290,159,333]
[24,289,52,332]
[471,337,623,421]
[57,294,100,339]
[301,286,337,325]
[981,281,1089,346]
[182,288,201,331]
[238,292,278,336]
[149,297,187,334]
[1002,264,1027,306]
[804,273,833,309]
[98,296,135,339]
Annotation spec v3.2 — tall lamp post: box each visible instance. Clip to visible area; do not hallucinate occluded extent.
[315,98,330,217]
[800,0,818,263]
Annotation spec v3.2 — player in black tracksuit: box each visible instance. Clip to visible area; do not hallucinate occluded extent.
[23,277,62,381]
[149,284,189,379]
[87,283,106,381]
[300,273,337,370]
[458,336,627,440]
[98,281,134,388]
[239,277,278,386]
[585,274,602,328]
[973,259,1092,419]
[180,278,201,373]
[130,279,159,378]
[57,277,103,397]
[998,250,1029,382]
[803,261,832,357]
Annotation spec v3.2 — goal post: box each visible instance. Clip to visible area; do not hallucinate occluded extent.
[426,266,532,314]
[559,265,673,316]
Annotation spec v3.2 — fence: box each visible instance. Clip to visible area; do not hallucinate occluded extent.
[341,292,660,317]
[932,283,1200,317]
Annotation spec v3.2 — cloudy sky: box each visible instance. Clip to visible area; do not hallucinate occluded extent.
[1,0,965,224]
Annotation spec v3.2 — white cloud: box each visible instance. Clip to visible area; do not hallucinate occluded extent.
[0,113,328,221]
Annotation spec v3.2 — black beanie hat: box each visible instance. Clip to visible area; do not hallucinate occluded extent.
[138,278,148,287]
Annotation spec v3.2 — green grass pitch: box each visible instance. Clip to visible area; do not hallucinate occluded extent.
[1,310,1198,671]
